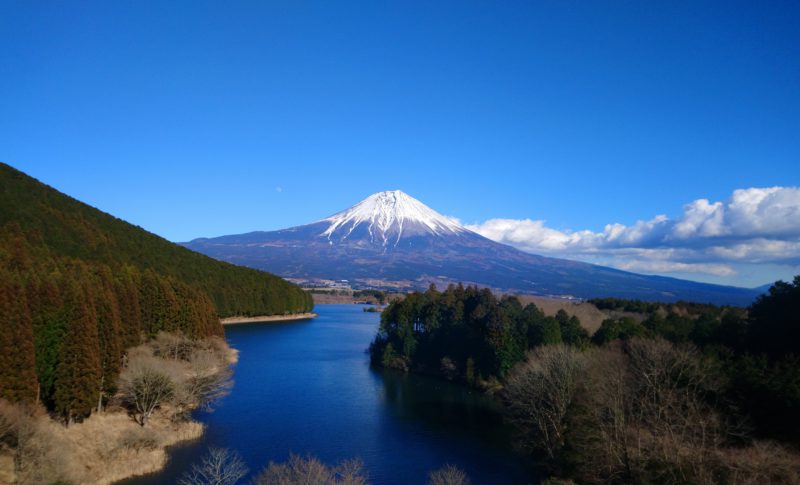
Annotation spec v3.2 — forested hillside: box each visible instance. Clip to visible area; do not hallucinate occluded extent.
[372,281,800,482]
[0,163,311,421]
[0,163,312,316]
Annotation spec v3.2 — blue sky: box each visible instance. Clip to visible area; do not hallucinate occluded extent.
[1,1,798,287]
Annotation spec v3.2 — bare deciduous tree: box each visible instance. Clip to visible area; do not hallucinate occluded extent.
[504,344,585,459]
[334,458,369,485]
[0,399,20,447]
[118,333,233,425]
[253,454,369,485]
[0,400,70,485]
[179,348,233,412]
[427,464,471,485]
[179,447,248,485]
[571,338,733,483]
[151,331,200,361]
[117,354,175,426]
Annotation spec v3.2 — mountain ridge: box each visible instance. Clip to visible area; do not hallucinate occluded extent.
[184,190,761,306]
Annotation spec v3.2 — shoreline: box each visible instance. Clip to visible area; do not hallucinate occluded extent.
[220,312,318,325]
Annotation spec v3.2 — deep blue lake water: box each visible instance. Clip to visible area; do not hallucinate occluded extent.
[122,304,537,484]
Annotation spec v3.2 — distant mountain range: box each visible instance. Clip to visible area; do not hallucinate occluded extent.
[184,190,762,306]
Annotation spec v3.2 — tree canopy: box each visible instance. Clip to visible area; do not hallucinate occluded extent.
[369,284,588,382]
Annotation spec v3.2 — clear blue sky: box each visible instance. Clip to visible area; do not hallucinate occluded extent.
[1,1,798,286]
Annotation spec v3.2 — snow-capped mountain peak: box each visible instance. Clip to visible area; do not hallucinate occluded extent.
[320,190,466,247]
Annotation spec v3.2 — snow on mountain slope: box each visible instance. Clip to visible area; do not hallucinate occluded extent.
[182,191,762,306]
[320,190,466,247]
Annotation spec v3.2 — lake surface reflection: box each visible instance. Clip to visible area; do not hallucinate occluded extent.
[121,304,536,485]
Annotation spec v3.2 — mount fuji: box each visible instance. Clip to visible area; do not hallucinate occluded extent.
[183,190,760,305]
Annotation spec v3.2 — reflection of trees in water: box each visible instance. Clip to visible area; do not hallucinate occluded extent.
[376,368,513,448]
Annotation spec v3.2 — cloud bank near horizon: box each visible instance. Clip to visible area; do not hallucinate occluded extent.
[465,187,800,283]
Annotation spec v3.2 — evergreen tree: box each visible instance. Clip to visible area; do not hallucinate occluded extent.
[94,265,123,410]
[115,266,143,348]
[28,273,68,406]
[370,285,587,383]
[53,278,102,423]
[0,272,39,403]
[747,276,800,358]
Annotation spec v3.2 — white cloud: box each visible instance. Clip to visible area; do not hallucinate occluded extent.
[672,199,725,239]
[613,260,737,277]
[465,187,800,280]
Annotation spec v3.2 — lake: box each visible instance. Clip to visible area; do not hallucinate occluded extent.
[121,304,537,484]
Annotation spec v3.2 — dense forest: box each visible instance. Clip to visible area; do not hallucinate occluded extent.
[371,280,800,482]
[370,284,589,381]
[0,163,312,422]
[0,163,312,317]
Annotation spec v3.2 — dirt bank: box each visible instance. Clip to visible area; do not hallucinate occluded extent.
[220,312,318,325]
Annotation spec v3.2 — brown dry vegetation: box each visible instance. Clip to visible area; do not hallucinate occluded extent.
[426,464,471,485]
[504,338,800,484]
[253,454,369,485]
[308,291,404,305]
[250,454,469,485]
[515,295,642,335]
[179,447,249,485]
[0,332,235,485]
[0,403,202,485]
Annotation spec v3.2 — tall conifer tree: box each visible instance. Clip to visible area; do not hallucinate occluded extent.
[94,265,122,411]
[53,276,102,423]
[0,272,39,403]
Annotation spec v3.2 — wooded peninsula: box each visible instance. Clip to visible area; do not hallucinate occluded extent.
[371,281,800,483]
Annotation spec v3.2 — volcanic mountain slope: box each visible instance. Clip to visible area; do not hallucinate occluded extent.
[184,190,760,306]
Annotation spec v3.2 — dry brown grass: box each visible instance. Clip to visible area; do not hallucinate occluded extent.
[1,401,203,485]
[711,441,800,484]
[515,295,643,335]
[1,332,235,485]
[515,296,605,334]
[0,453,13,485]
[53,408,203,485]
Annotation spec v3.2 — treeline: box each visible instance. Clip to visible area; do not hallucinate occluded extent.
[0,163,312,317]
[0,163,311,423]
[353,289,388,304]
[590,282,800,441]
[588,296,736,315]
[590,302,748,347]
[369,284,589,383]
[371,279,800,482]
